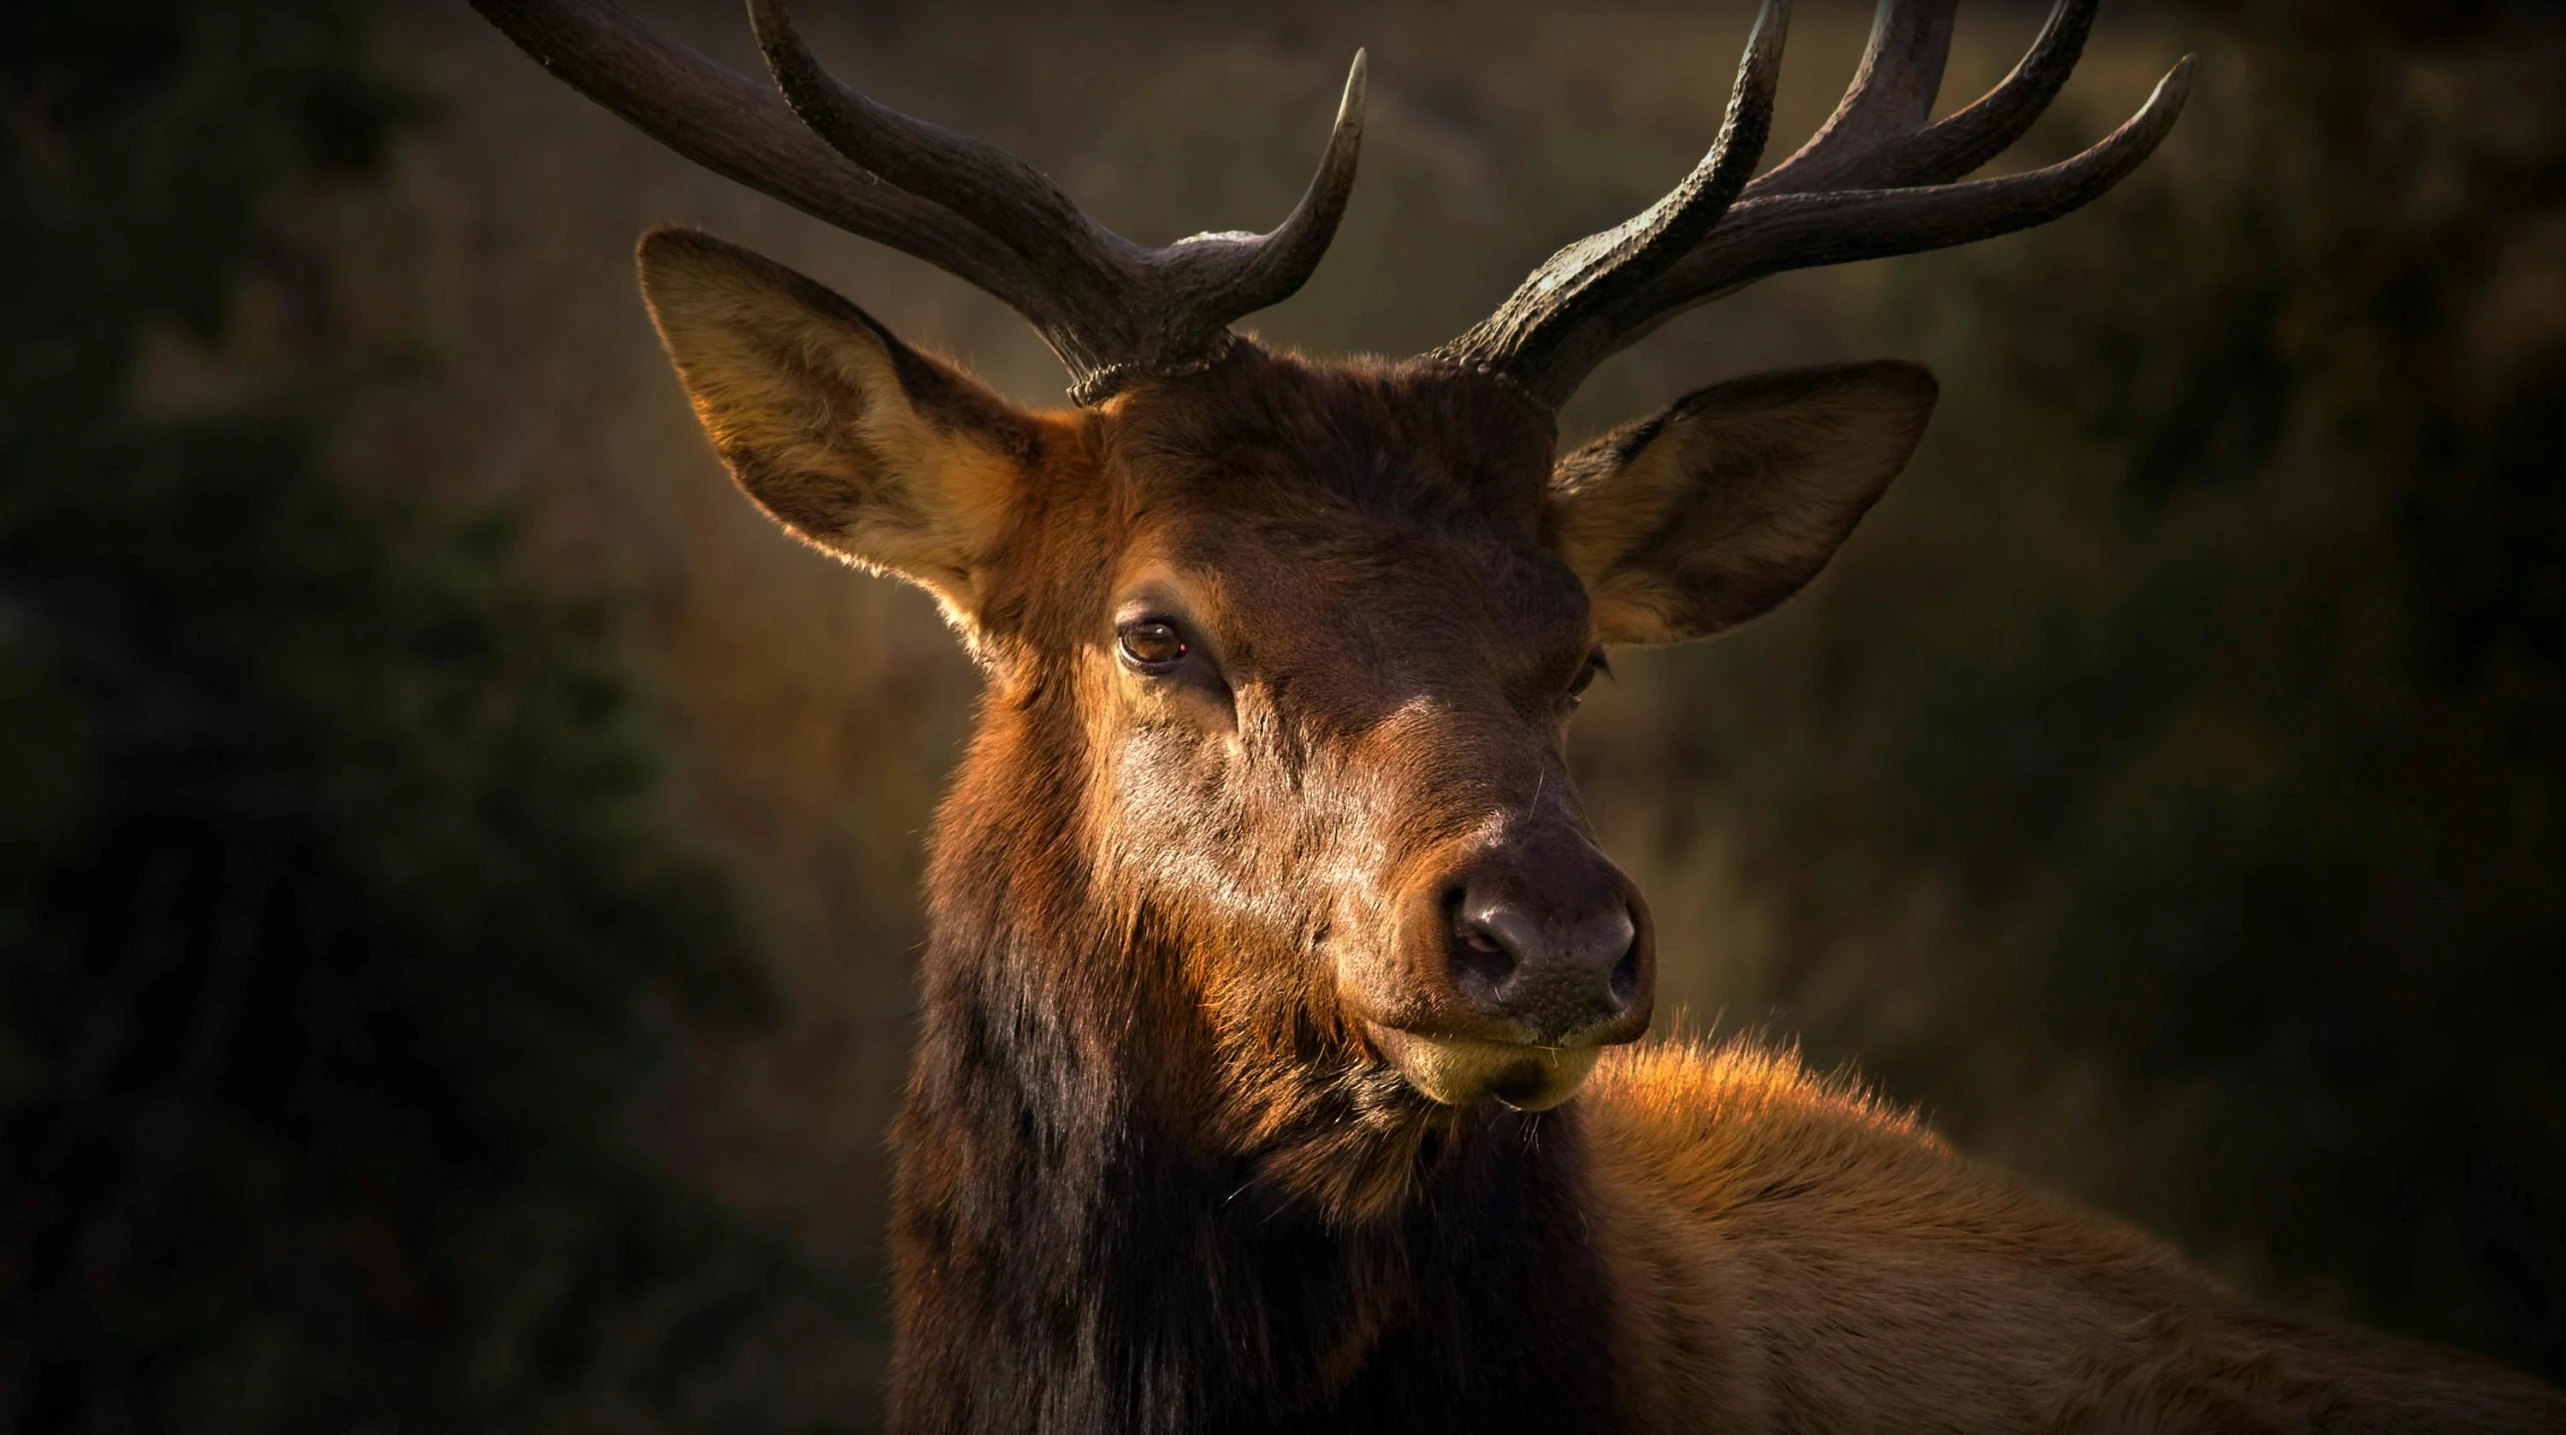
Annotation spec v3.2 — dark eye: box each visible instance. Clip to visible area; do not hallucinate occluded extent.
[1117,618,1189,672]
[1565,648,1609,707]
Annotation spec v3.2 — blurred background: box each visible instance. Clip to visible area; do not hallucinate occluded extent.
[4,0,2562,1429]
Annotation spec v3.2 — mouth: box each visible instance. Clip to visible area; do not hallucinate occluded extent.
[1365,1025,1605,1111]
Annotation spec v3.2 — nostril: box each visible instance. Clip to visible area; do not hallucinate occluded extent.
[1448,891,1520,998]
[1453,919,1518,996]
[1591,903,1641,1008]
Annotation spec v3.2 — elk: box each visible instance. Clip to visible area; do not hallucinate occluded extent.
[473,0,2566,1429]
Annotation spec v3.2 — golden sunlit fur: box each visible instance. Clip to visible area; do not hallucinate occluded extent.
[1586,1040,2560,1431]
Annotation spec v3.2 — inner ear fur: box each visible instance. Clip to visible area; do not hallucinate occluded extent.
[636,226,1039,611]
[1545,360,1938,646]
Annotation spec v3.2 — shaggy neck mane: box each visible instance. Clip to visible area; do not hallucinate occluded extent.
[888,690,1627,1434]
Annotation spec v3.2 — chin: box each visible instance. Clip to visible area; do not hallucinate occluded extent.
[1369,1027,1605,1111]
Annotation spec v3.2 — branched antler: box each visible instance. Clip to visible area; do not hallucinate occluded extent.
[470,0,1365,403]
[1437,0,2193,407]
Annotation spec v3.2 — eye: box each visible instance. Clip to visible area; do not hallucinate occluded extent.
[1564,648,1609,708]
[1117,617,1190,673]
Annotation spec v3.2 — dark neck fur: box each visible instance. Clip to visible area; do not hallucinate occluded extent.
[887,734,1627,1433]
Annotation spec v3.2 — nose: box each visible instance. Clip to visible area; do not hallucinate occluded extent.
[1426,835,1653,1048]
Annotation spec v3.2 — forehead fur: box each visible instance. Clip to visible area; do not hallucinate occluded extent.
[1105,343,1559,532]
[970,343,1588,670]
[1117,346,1587,658]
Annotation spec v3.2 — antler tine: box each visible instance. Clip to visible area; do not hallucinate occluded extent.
[1758,0,1958,194]
[1208,51,1370,325]
[1890,0,2099,186]
[1437,1,1790,388]
[1753,0,2101,198]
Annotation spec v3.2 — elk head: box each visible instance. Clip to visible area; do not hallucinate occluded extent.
[477,0,2188,1218]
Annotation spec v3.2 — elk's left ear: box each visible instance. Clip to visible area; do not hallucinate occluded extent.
[1545,361,1937,645]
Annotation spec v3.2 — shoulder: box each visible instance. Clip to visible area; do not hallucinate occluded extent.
[1578,1036,1976,1226]
[1576,1036,2168,1264]
[1587,1036,1933,1160]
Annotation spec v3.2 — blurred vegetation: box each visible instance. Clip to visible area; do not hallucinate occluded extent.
[1592,0,2566,1377]
[0,4,803,1431]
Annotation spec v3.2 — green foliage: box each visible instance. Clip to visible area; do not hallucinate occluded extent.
[0,4,792,1430]
[1625,8,2566,1376]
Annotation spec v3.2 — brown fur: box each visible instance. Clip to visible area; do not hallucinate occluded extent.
[631,228,2564,1432]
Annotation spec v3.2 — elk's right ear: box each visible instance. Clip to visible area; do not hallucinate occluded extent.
[1545,361,1938,645]
[637,227,1036,615]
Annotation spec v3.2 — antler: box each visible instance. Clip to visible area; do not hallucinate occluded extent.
[1437,0,2194,408]
[470,0,1367,404]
